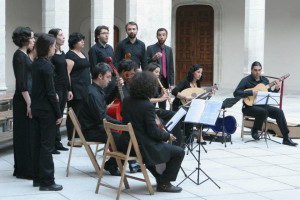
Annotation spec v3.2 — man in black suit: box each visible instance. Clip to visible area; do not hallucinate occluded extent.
[147,28,175,109]
[119,71,184,193]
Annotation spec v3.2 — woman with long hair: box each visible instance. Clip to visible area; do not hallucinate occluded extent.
[48,28,72,153]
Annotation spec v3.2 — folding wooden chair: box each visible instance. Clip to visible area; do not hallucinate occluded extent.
[66,107,105,177]
[95,119,154,200]
[241,114,267,141]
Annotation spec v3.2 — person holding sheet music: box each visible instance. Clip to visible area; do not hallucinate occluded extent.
[171,64,216,144]
[233,61,297,146]
[118,71,184,193]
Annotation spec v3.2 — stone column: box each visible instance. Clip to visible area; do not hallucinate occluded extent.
[244,0,265,74]
[42,0,69,52]
[91,0,114,47]
[0,0,7,92]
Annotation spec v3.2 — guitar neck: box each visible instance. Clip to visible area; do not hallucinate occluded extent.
[115,73,124,102]
[267,74,290,88]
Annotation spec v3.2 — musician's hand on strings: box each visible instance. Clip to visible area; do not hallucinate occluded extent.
[275,80,281,90]
[169,133,177,141]
[252,90,259,96]
[186,95,194,101]
[152,52,162,60]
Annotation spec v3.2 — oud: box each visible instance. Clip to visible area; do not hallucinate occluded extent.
[243,73,290,106]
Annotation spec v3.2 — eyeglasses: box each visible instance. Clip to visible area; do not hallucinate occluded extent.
[100,32,109,35]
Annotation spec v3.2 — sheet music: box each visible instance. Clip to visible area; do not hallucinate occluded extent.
[255,92,280,105]
[200,101,222,125]
[184,99,222,125]
[166,107,187,132]
[184,99,205,123]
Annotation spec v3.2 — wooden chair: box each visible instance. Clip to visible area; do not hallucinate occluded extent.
[66,107,105,177]
[241,114,267,141]
[95,119,154,200]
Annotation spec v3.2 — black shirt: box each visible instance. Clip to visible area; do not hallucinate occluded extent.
[12,50,33,94]
[115,37,147,70]
[79,82,121,133]
[31,57,61,119]
[88,43,116,70]
[52,52,70,91]
[66,50,91,100]
[171,77,201,111]
[233,74,279,106]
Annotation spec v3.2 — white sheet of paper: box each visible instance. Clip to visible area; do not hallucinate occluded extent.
[255,92,280,105]
[184,99,205,123]
[166,107,187,132]
[200,100,222,125]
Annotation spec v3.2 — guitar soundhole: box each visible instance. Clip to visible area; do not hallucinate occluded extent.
[192,93,197,98]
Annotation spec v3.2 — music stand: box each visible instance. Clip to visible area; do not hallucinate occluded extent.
[176,99,221,189]
[245,92,281,148]
[209,97,241,147]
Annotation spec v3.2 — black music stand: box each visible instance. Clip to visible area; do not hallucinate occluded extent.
[209,97,241,147]
[245,92,281,148]
[176,100,221,189]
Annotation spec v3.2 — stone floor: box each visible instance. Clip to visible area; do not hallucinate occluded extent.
[0,89,300,200]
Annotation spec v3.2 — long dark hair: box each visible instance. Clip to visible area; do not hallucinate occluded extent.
[187,64,204,83]
[36,34,56,59]
[145,62,160,72]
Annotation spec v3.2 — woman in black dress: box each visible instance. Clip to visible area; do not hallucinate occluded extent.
[11,26,35,179]
[66,32,91,144]
[31,33,63,191]
[49,28,72,153]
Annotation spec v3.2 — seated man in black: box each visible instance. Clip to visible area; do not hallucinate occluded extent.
[233,61,297,146]
[118,71,185,193]
[78,62,122,176]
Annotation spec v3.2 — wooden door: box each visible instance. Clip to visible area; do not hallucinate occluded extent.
[176,5,214,86]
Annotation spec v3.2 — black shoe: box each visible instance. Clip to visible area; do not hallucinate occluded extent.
[104,165,121,176]
[67,141,82,147]
[129,162,141,173]
[157,182,182,193]
[39,183,63,191]
[282,138,298,146]
[56,145,69,151]
[196,139,207,145]
[52,149,60,154]
[251,129,260,140]
[33,181,40,187]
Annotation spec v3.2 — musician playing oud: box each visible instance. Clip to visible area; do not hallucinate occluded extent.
[171,64,216,144]
[233,61,297,146]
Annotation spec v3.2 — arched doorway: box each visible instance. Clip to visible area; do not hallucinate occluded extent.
[176,5,214,86]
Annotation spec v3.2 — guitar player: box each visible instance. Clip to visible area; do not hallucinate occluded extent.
[233,61,297,146]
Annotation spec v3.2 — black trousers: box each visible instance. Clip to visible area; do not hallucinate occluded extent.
[146,144,185,182]
[155,108,183,147]
[84,127,121,168]
[66,99,82,141]
[242,105,289,139]
[55,89,68,147]
[32,109,56,186]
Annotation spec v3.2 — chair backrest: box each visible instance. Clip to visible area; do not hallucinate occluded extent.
[103,119,144,161]
[68,107,88,144]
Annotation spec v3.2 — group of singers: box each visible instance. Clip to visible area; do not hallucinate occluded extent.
[11,21,297,193]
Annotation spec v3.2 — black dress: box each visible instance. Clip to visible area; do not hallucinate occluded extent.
[12,49,34,179]
[65,50,91,140]
[52,52,69,148]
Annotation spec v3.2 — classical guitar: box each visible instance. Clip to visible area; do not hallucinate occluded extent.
[243,73,290,106]
[180,85,218,105]
[106,57,124,121]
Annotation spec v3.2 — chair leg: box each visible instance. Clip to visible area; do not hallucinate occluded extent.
[116,158,129,200]
[85,145,101,177]
[95,150,108,194]
[94,144,99,157]
[241,117,245,141]
[138,158,154,195]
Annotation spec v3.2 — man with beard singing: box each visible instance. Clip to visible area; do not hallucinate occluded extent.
[147,28,175,110]
[115,22,147,70]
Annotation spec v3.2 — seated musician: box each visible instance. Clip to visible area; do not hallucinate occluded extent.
[145,62,183,147]
[171,64,216,144]
[78,62,123,176]
[118,71,185,193]
[116,59,141,173]
[233,61,297,146]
